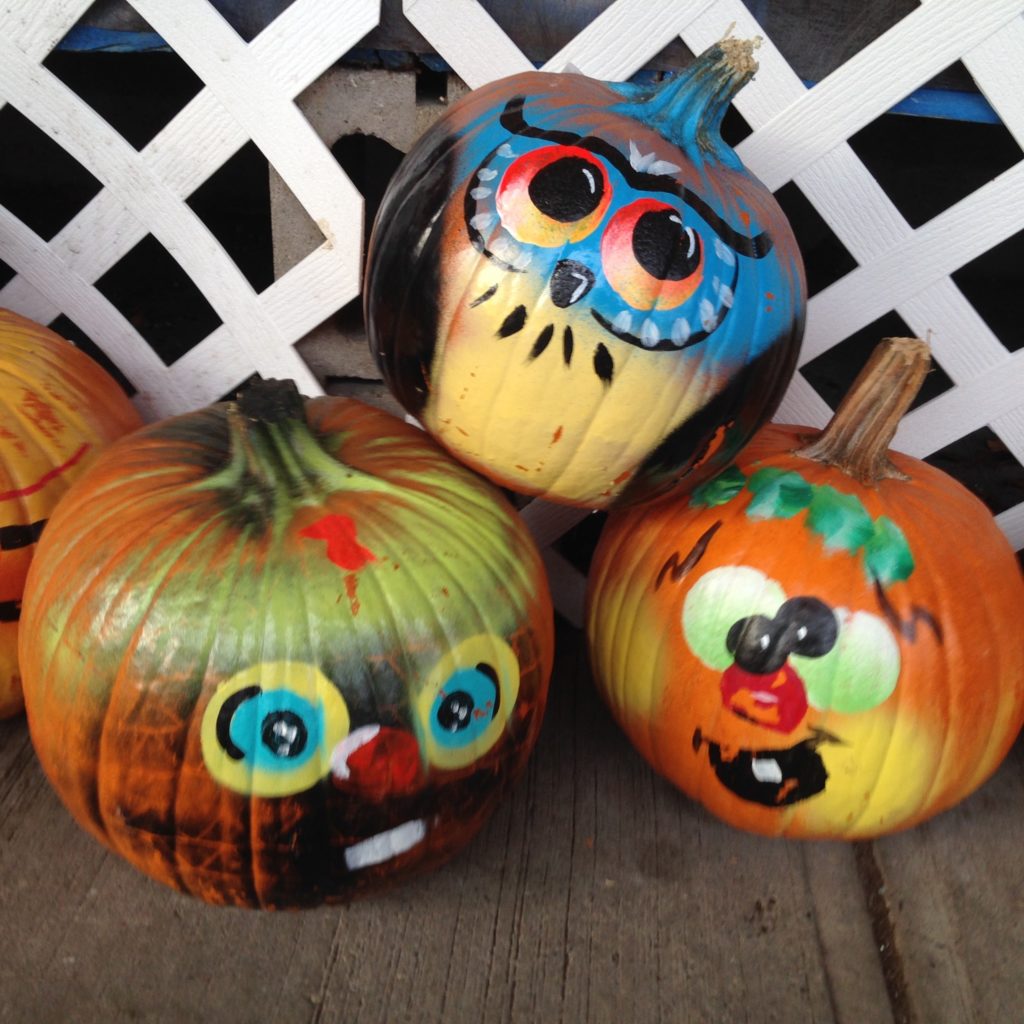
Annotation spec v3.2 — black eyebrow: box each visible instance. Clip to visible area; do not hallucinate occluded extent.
[498,97,774,260]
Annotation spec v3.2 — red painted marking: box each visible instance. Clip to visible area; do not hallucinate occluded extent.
[344,573,361,616]
[765,292,776,300]
[550,425,564,445]
[299,513,376,570]
[0,442,90,502]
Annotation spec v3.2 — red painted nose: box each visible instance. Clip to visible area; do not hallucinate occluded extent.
[720,663,808,734]
[330,725,425,799]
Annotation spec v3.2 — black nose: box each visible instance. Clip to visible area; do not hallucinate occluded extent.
[550,260,595,308]
[726,597,838,674]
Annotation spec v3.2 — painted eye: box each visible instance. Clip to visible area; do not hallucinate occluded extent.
[601,198,704,310]
[200,661,350,797]
[416,634,520,769]
[683,566,786,671]
[496,145,611,246]
[791,609,901,713]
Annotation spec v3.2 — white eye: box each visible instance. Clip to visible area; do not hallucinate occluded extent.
[682,566,786,671]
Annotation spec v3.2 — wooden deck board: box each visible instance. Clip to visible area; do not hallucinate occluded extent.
[0,623,1020,1023]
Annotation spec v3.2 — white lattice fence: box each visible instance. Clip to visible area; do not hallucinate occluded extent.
[1,0,1022,581]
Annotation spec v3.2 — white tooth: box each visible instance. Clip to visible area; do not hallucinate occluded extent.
[628,140,652,172]
[700,299,717,332]
[612,310,632,333]
[330,724,381,780]
[649,159,681,175]
[470,212,496,232]
[640,319,661,348]
[718,283,735,308]
[511,249,533,270]
[671,317,691,345]
[497,144,514,158]
[477,168,499,181]
[714,238,736,266]
[344,819,427,870]
[470,186,492,199]
[491,235,523,264]
[751,757,784,784]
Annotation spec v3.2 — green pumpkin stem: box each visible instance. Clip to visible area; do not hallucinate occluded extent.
[209,379,395,517]
[630,37,758,151]
[796,337,931,485]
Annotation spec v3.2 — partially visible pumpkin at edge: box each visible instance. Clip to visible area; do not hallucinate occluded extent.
[0,308,142,718]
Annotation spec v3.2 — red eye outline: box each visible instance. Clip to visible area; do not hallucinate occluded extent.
[495,145,611,247]
[601,198,704,311]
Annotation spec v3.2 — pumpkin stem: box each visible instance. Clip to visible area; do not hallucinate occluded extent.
[210,379,398,515]
[795,337,931,485]
[621,38,758,153]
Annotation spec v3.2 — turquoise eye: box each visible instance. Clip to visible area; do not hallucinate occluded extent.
[429,663,500,750]
[222,686,321,772]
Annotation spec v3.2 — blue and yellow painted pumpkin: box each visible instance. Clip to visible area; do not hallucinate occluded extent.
[586,340,1024,837]
[365,40,805,508]
[19,382,554,907]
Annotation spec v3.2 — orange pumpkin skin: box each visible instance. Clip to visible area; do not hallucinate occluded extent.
[586,422,1024,839]
[20,391,554,907]
[0,309,142,718]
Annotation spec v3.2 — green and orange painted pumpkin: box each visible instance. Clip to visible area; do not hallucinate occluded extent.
[0,308,142,718]
[586,339,1024,838]
[365,39,804,508]
[19,381,554,907]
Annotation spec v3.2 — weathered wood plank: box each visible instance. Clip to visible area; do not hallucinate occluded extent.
[0,628,898,1024]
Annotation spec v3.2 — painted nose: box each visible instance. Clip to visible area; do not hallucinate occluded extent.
[331,724,425,799]
[550,259,595,307]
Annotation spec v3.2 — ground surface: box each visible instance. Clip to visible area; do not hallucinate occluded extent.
[1,622,1021,1024]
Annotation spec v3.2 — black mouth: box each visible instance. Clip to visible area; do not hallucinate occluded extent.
[693,727,841,807]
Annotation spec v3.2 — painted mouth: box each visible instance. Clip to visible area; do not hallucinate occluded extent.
[692,727,841,807]
[344,819,427,871]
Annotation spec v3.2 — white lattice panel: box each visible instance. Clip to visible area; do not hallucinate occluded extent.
[1,0,1023,588]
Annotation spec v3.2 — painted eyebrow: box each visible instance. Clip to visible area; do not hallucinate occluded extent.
[498,97,774,260]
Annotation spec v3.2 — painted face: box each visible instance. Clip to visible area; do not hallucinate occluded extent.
[366,65,804,507]
[585,437,972,837]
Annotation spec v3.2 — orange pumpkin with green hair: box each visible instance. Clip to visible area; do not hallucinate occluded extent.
[586,339,1024,838]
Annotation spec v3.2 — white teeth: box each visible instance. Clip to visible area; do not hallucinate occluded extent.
[649,158,681,175]
[470,186,492,199]
[344,819,427,871]
[718,283,735,308]
[714,238,736,266]
[671,317,691,346]
[490,235,523,264]
[612,310,632,333]
[477,168,499,181]
[640,319,661,348]
[751,757,784,784]
[628,140,653,172]
[700,299,717,332]
[330,724,381,780]
[497,144,514,158]
[470,212,496,232]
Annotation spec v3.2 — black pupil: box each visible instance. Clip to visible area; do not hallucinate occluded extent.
[528,156,603,222]
[632,209,701,280]
[437,691,474,733]
[261,710,308,759]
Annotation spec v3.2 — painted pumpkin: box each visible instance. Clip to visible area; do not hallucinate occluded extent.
[0,308,142,718]
[365,39,804,508]
[586,339,1024,838]
[19,381,554,907]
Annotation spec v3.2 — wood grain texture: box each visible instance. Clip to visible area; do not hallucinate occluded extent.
[3,624,1020,1023]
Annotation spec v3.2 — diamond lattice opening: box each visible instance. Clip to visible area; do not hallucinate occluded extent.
[951,228,1024,354]
[43,9,204,151]
[926,426,1024,517]
[94,234,222,366]
[847,65,1022,230]
[0,104,102,240]
[802,310,953,413]
[187,141,275,294]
